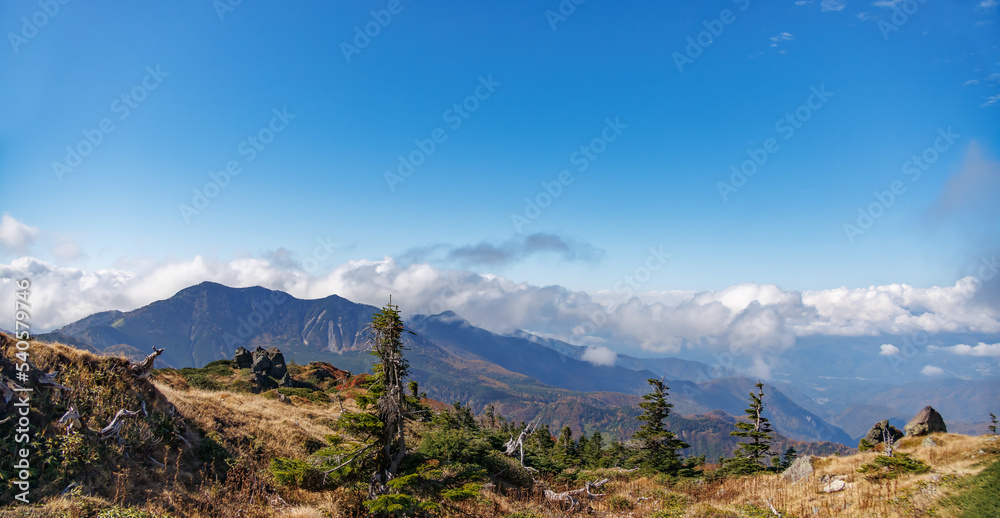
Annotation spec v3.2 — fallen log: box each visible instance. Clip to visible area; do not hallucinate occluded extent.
[544,478,610,512]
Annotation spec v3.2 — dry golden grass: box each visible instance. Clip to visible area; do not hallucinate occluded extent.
[675,433,998,518]
[154,382,361,460]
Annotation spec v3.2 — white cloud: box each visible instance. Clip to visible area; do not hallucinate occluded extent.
[920,365,946,376]
[0,214,39,254]
[879,343,901,356]
[822,0,846,11]
[2,255,999,379]
[770,32,795,47]
[929,342,1000,357]
[581,346,617,367]
[981,1,998,8]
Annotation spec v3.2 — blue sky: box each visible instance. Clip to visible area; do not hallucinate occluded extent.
[1,0,999,295]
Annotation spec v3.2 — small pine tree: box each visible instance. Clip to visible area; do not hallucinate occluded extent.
[781,446,797,470]
[633,378,689,473]
[725,381,775,474]
[556,425,577,465]
[336,300,417,498]
[990,413,997,435]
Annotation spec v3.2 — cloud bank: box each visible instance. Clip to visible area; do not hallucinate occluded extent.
[2,253,999,377]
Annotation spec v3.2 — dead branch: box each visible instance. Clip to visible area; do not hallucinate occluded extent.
[544,478,610,512]
[322,443,377,483]
[175,433,192,449]
[130,347,165,378]
[38,371,72,391]
[0,377,14,405]
[58,406,84,434]
[503,418,540,466]
[100,408,140,443]
[766,499,782,517]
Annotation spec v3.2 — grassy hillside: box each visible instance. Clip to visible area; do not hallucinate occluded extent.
[1,336,996,517]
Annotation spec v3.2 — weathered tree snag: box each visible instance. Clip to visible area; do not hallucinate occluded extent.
[58,406,84,434]
[503,419,539,466]
[0,377,14,405]
[544,478,610,512]
[100,408,140,443]
[130,347,165,378]
[38,371,71,391]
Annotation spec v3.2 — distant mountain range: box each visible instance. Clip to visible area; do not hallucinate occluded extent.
[37,281,992,450]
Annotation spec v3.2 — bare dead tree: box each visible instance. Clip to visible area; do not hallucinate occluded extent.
[503,418,540,466]
[130,347,165,378]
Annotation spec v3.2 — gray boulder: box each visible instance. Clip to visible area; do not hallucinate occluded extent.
[251,346,271,373]
[233,347,252,368]
[863,420,904,445]
[781,455,814,482]
[905,406,947,437]
[265,347,287,379]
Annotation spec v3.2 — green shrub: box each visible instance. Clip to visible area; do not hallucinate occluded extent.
[183,372,221,391]
[609,495,633,511]
[270,457,325,490]
[858,453,930,481]
[858,438,874,452]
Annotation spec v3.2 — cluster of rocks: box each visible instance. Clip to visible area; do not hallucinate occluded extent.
[779,405,950,495]
[233,346,292,388]
[861,406,947,448]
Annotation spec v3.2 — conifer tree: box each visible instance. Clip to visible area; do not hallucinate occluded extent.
[990,413,997,435]
[633,378,689,473]
[725,381,775,474]
[336,300,416,498]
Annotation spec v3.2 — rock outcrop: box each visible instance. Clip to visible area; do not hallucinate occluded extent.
[233,347,252,368]
[905,406,947,437]
[863,419,904,445]
[781,455,814,482]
